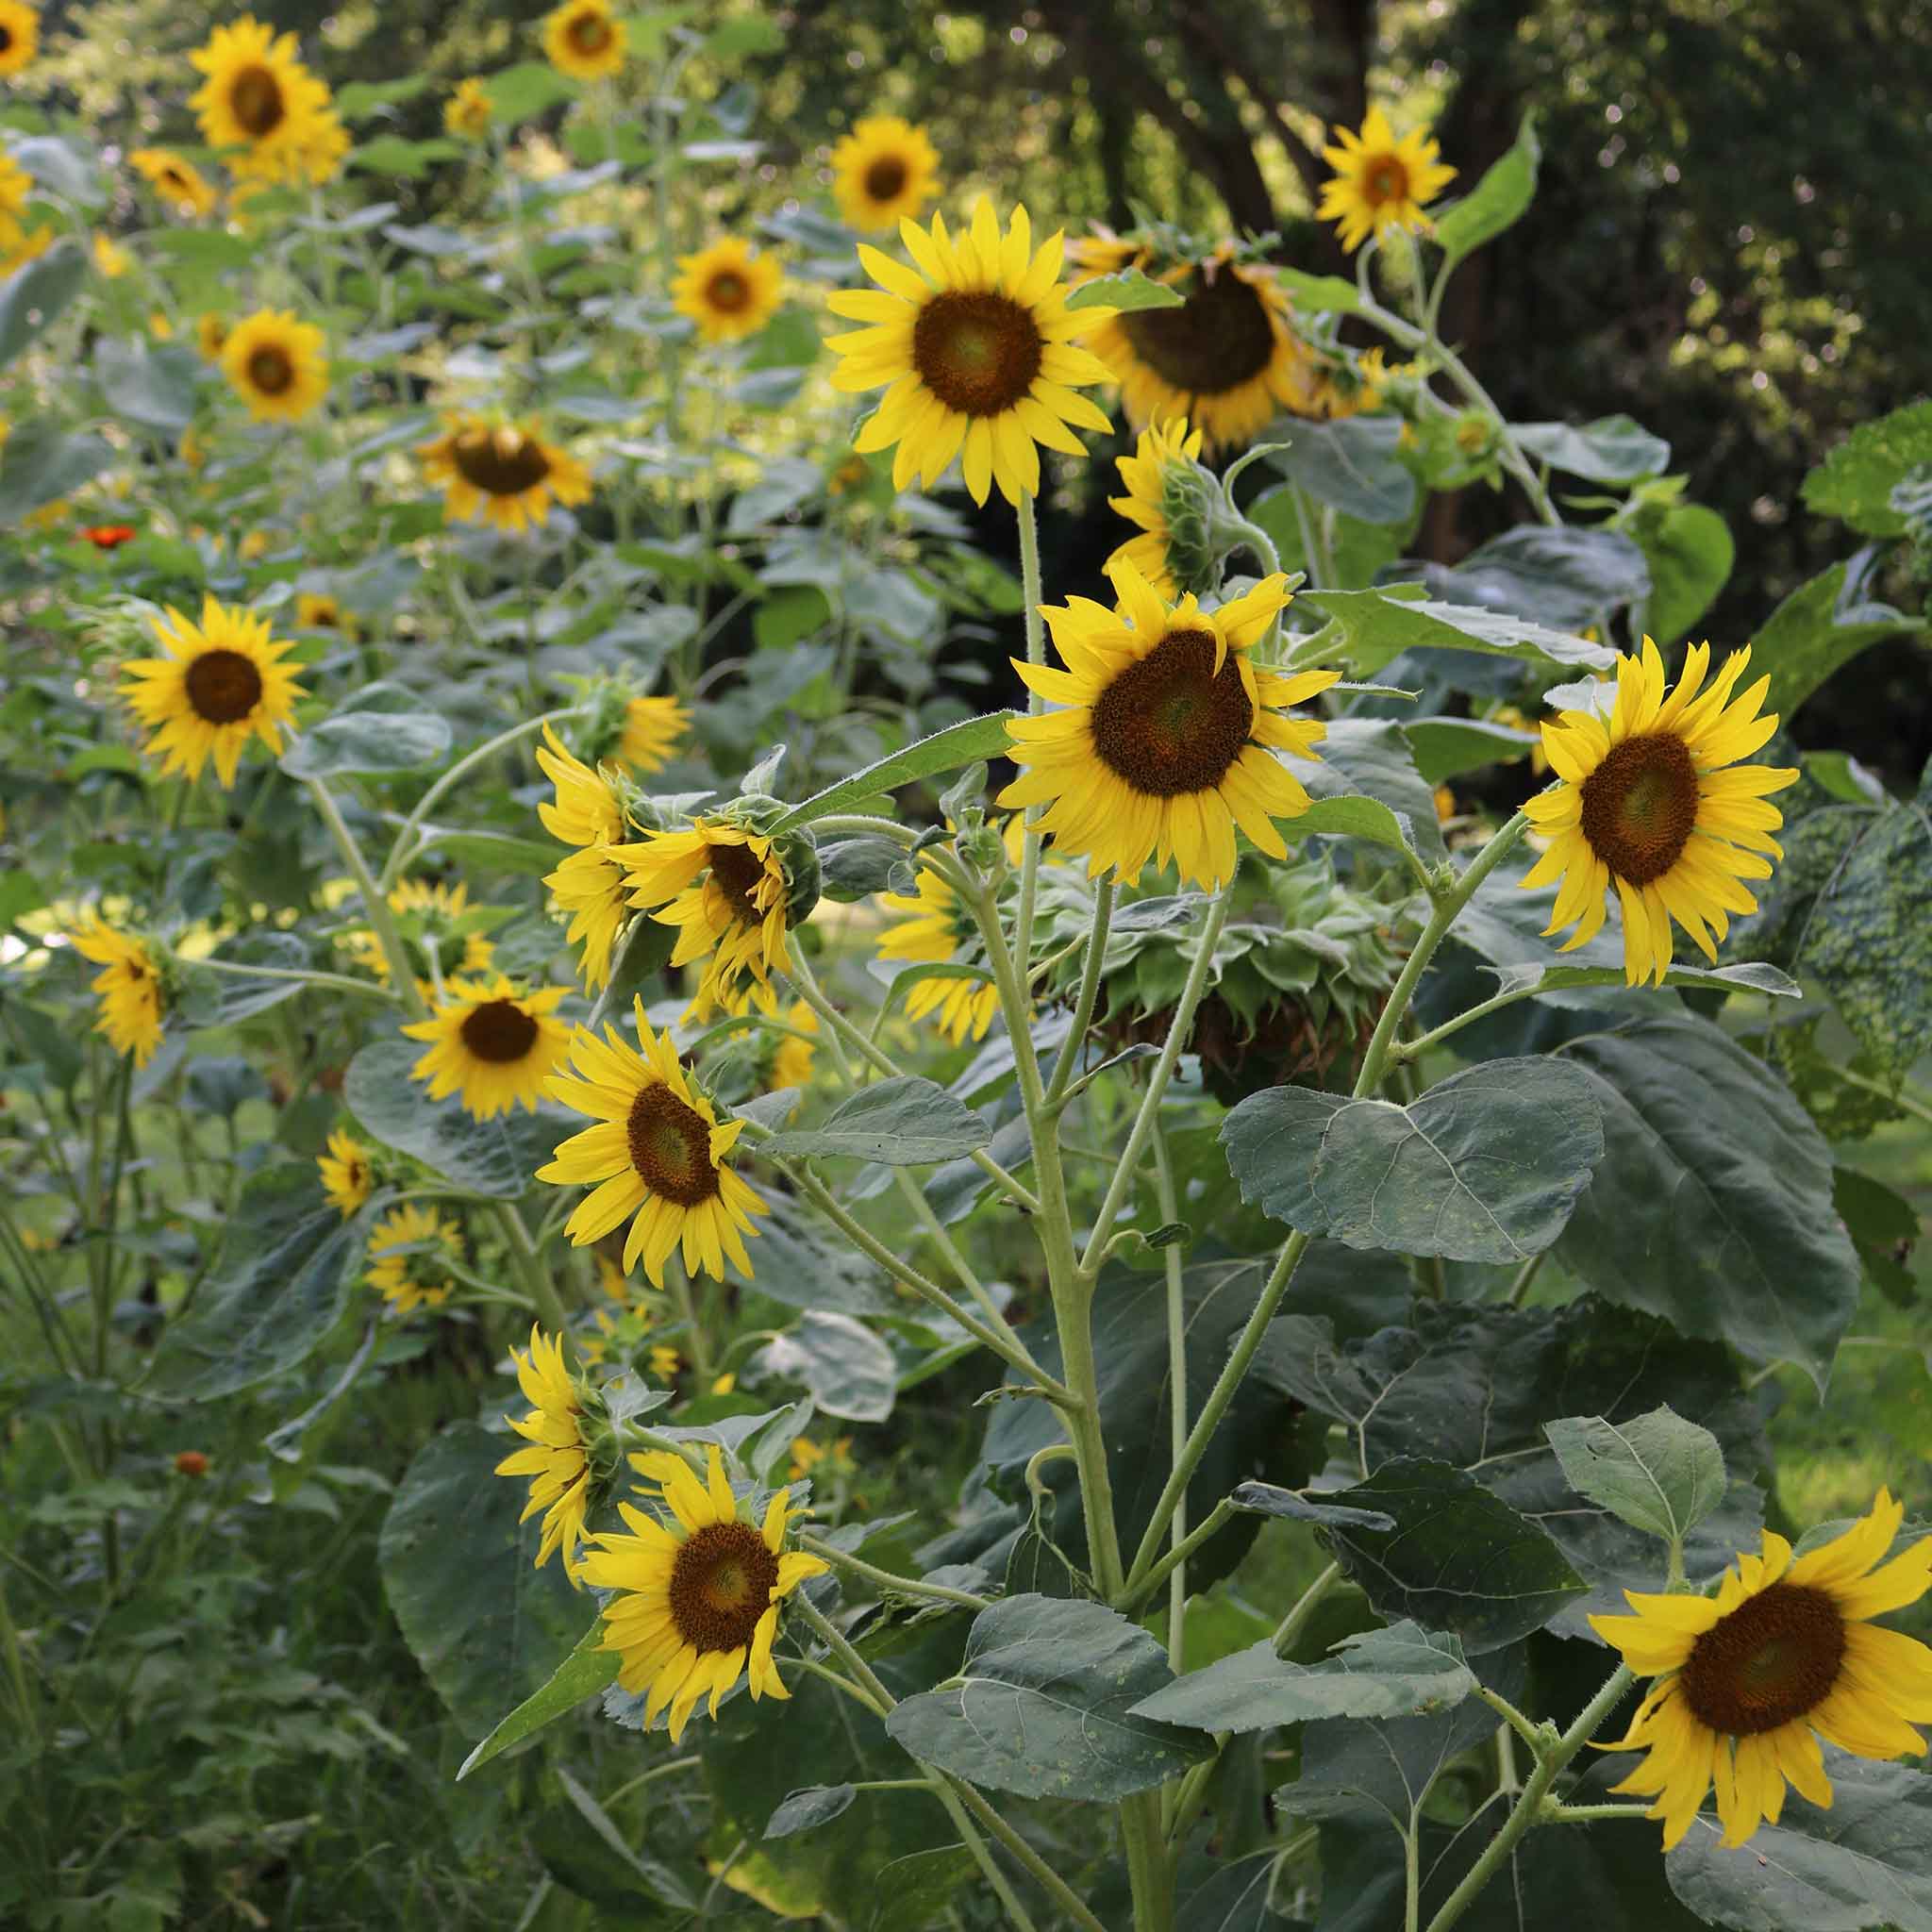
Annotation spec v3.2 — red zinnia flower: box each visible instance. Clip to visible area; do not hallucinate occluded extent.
[82,524,138,550]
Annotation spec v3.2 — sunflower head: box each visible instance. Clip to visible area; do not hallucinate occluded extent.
[221,308,329,424]
[672,237,784,344]
[295,591,357,636]
[875,864,1002,1045]
[768,999,819,1093]
[543,0,626,81]
[70,917,166,1067]
[1591,1490,1932,1850]
[129,148,218,219]
[317,1127,375,1218]
[188,17,333,180]
[444,76,494,139]
[400,977,572,1120]
[417,414,591,533]
[192,311,229,362]
[366,1203,464,1318]
[578,1442,829,1740]
[829,114,941,233]
[616,693,690,774]
[1319,107,1459,254]
[1107,415,1218,599]
[1520,637,1799,986]
[494,1325,615,1582]
[0,0,41,77]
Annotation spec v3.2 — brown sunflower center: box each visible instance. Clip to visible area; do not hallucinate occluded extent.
[229,66,287,139]
[1116,269,1277,398]
[184,648,264,724]
[1089,626,1255,797]
[451,428,552,497]
[706,270,751,313]
[568,9,613,54]
[1577,731,1700,886]
[1680,1583,1846,1736]
[246,345,295,395]
[911,291,1044,418]
[863,155,908,202]
[1366,158,1410,206]
[458,998,540,1063]
[0,29,11,53]
[707,840,770,927]
[625,1083,722,1207]
[669,1519,781,1655]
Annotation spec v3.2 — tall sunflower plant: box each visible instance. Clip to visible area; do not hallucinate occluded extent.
[2,17,1928,1932]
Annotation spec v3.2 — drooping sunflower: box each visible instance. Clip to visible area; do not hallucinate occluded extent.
[1069,233,1319,457]
[129,148,219,219]
[342,876,496,997]
[672,237,784,344]
[417,415,591,533]
[317,1127,373,1217]
[366,1203,463,1318]
[769,1000,819,1092]
[1107,415,1209,599]
[875,867,1002,1045]
[70,919,164,1067]
[538,1002,769,1287]
[536,725,630,991]
[1519,638,1798,987]
[1318,107,1458,255]
[999,561,1338,890]
[579,1443,828,1740]
[494,1326,596,1580]
[1591,1490,1932,1850]
[188,17,332,183]
[221,308,328,425]
[829,114,941,233]
[543,0,626,81]
[0,1,40,77]
[401,977,572,1120]
[617,693,690,774]
[538,723,627,850]
[826,197,1117,506]
[120,597,306,789]
[443,76,494,140]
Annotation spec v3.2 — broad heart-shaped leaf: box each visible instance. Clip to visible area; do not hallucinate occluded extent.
[757,1310,897,1423]
[763,1075,991,1165]
[1665,1753,1932,1931]
[884,1594,1211,1800]
[151,1169,374,1399]
[767,712,1017,833]
[94,339,201,434]
[281,680,455,778]
[0,242,88,369]
[1511,414,1671,484]
[1278,718,1448,868]
[1444,524,1653,632]
[457,1616,619,1779]
[1131,1622,1474,1734]
[1316,1458,1585,1653]
[1266,416,1416,525]
[1555,1016,1862,1386]
[1480,958,1800,1005]
[377,1422,584,1738]
[1544,1407,1727,1549]
[1220,1057,1604,1263]
[1065,266,1186,311]
[0,419,114,520]
[1433,112,1540,266]
[1404,716,1541,783]
[1305,585,1617,679]
[1752,553,1927,722]
[1802,398,1932,539]
[1636,500,1735,647]
[345,1038,577,1198]
[723,1189,893,1316]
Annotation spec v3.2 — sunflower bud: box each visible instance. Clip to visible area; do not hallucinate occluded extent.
[1155,458,1224,598]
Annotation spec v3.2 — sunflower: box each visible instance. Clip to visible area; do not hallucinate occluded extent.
[537,725,630,990]
[129,149,219,219]
[317,1127,374,1217]
[343,876,496,997]
[830,114,941,233]
[0,221,51,276]
[543,0,626,82]
[417,415,591,533]
[444,76,494,140]
[609,819,793,1010]
[401,977,572,1120]
[1108,415,1209,599]
[999,561,1338,890]
[193,313,228,362]
[826,197,1116,506]
[221,308,328,425]
[579,1443,829,1740]
[538,1001,769,1287]
[120,597,306,789]
[1591,1490,1932,1851]
[617,693,690,774]
[875,867,1001,1045]
[538,724,627,849]
[295,591,356,635]
[494,1326,596,1580]
[70,919,164,1067]
[769,1000,819,1092]
[1070,234,1319,457]
[1519,638,1798,988]
[0,152,31,223]
[1319,107,1458,255]
[0,1,39,77]
[672,237,784,344]
[188,17,333,183]
[366,1203,463,1318]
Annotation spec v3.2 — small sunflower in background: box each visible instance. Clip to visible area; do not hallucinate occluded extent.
[827,196,1116,506]
[129,149,219,219]
[221,308,328,425]
[543,0,626,83]
[295,591,357,636]
[672,238,784,344]
[581,1444,829,1740]
[342,876,496,996]
[539,1002,769,1287]
[443,77,494,140]
[1107,415,1210,599]
[1591,1491,1932,1849]
[536,725,630,990]
[194,312,229,361]
[494,1326,597,1580]
[1520,638,1798,987]
[0,1,40,77]
[0,151,29,224]
[417,415,591,532]
[317,1127,374,1217]
[768,999,819,1091]
[188,17,332,183]
[829,114,941,233]
[120,597,306,789]
[71,919,165,1067]
[366,1203,464,1318]
[616,693,690,774]
[1000,560,1337,891]
[402,976,572,1119]
[1070,232,1318,457]
[875,866,1001,1045]
[1319,107,1457,254]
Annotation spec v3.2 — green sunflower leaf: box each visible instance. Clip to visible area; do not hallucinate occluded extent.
[457,1617,620,1781]
[1434,112,1541,268]
[1544,1406,1728,1549]
[766,712,1018,833]
[1065,267,1186,312]
[763,1074,991,1165]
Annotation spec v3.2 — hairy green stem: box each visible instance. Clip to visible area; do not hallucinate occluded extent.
[1043,874,1114,1108]
[797,1537,991,1611]
[1013,490,1048,980]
